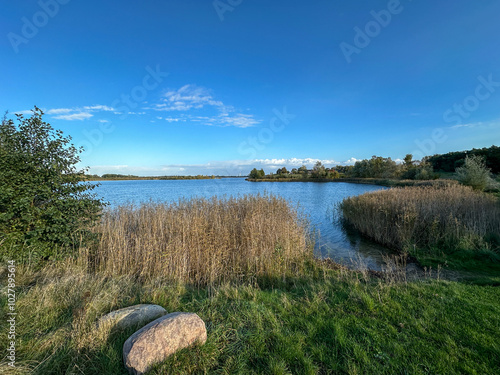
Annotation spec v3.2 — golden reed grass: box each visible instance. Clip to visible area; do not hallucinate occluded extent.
[81,194,310,285]
[340,184,500,251]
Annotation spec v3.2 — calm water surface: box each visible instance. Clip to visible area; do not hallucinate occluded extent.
[93,178,391,270]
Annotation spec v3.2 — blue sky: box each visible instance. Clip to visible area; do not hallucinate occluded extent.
[2,0,500,176]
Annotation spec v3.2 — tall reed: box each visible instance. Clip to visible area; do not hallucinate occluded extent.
[82,194,311,285]
[339,184,500,253]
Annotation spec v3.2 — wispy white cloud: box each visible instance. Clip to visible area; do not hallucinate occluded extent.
[46,108,74,115]
[83,105,115,112]
[42,104,116,121]
[47,105,115,115]
[53,112,93,121]
[16,107,107,120]
[449,122,483,129]
[152,112,258,128]
[189,113,259,128]
[23,88,258,127]
[215,113,259,128]
[449,119,500,130]
[13,109,36,115]
[158,84,223,111]
[164,117,184,123]
[147,84,260,128]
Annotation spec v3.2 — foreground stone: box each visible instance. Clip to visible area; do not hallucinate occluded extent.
[98,304,167,331]
[123,312,207,375]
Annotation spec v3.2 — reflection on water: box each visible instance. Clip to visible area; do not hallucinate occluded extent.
[316,217,397,271]
[93,178,390,270]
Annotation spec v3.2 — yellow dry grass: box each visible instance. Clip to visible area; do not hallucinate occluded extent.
[340,184,500,251]
[81,194,311,285]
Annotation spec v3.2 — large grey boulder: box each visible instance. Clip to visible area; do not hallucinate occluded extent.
[123,312,207,375]
[98,304,167,331]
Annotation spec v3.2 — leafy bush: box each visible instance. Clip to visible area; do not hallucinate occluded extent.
[311,161,326,178]
[327,169,340,179]
[401,163,438,181]
[456,155,496,191]
[0,108,103,262]
[349,156,399,178]
[248,168,265,179]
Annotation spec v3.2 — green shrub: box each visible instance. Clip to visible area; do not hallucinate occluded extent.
[401,165,438,180]
[349,156,399,178]
[249,168,265,179]
[456,155,496,191]
[0,108,103,262]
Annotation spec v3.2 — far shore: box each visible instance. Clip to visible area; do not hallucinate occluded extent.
[85,175,246,181]
[246,177,454,187]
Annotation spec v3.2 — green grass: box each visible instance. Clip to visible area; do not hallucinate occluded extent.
[409,245,500,285]
[1,262,499,374]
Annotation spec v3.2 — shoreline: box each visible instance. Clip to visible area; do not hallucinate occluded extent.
[245,177,452,187]
[85,176,246,182]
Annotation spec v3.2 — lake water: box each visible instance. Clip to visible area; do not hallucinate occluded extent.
[93,178,392,270]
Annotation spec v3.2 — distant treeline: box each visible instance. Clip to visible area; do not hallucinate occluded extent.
[248,162,342,181]
[85,174,220,181]
[427,145,500,174]
[248,145,499,183]
[250,156,437,181]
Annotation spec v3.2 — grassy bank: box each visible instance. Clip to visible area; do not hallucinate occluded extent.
[340,184,500,281]
[1,262,500,374]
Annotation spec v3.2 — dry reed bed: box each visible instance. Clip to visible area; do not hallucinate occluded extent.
[339,184,500,251]
[84,194,310,285]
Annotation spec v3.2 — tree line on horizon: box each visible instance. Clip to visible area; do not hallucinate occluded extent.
[248,145,499,185]
[85,173,218,180]
[249,155,433,181]
[427,145,500,174]
[249,161,342,180]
